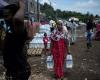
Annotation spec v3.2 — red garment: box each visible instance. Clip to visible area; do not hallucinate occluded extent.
[43,37,49,50]
[51,30,67,78]
[43,37,49,44]
[96,23,100,31]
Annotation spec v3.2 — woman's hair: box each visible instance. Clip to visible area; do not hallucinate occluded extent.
[44,32,47,36]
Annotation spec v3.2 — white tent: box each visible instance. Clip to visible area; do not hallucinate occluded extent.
[49,20,55,24]
[69,17,79,21]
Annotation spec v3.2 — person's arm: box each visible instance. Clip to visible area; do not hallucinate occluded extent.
[13,0,25,33]
[14,0,24,21]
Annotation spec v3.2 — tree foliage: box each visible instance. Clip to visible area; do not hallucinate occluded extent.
[40,3,100,22]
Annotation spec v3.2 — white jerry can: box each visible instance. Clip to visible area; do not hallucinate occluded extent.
[66,54,73,68]
[46,55,54,69]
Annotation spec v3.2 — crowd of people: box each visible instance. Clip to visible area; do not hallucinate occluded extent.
[0,0,100,80]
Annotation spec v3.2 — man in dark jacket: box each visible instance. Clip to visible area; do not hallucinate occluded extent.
[86,19,94,49]
[2,0,31,80]
[86,19,94,31]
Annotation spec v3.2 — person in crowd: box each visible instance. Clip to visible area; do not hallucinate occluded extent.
[50,20,56,32]
[66,21,71,31]
[86,29,93,49]
[50,20,68,80]
[86,19,94,32]
[2,0,31,80]
[0,23,5,51]
[69,19,78,44]
[0,21,6,40]
[95,21,100,40]
[86,18,94,49]
[43,32,49,55]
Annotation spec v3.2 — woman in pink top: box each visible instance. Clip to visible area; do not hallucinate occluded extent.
[95,21,100,40]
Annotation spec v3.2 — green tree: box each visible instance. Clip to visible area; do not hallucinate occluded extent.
[40,3,96,22]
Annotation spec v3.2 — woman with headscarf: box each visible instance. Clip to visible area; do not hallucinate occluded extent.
[50,20,68,80]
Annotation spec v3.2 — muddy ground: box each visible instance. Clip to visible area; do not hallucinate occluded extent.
[27,38,100,80]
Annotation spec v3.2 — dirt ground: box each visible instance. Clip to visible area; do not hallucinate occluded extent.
[0,26,100,80]
[27,39,100,80]
[28,26,100,80]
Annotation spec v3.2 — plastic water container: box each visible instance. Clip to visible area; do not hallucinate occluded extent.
[42,43,43,48]
[46,55,54,69]
[47,43,50,49]
[66,54,73,68]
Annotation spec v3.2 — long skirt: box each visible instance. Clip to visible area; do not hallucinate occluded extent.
[52,39,67,78]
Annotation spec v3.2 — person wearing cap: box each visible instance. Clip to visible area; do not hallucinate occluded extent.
[2,0,31,80]
[50,20,68,80]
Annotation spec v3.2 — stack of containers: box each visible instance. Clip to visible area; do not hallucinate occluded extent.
[29,24,51,49]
